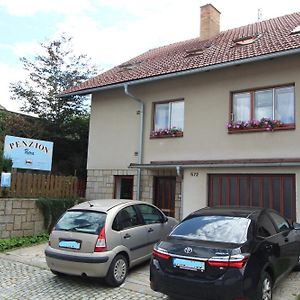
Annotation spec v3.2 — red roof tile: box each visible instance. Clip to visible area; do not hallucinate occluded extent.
[63,12,300,96]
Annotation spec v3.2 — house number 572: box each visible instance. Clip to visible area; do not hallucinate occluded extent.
[191,172,199,177]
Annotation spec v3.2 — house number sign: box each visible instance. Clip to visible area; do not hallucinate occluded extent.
[190,172,199,177]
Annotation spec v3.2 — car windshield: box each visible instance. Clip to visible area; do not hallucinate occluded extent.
[171,215,251,244]
[55,210,106,235]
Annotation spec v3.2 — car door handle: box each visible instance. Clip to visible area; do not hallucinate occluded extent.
[148,228,154,233]
[123,233,131,239]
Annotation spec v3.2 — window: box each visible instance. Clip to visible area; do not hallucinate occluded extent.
[112,206,141,231]
[171,215,251,244]
[55,210,106,235]
[230,85,295,131]
[137,204,164,224]
[114,176,134,199]
[291,25,300,35]
[152,99,184,137]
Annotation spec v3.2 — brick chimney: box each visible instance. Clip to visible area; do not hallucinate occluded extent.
[200,4,221,40]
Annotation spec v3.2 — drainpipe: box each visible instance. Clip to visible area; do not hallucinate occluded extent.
[124,84,144,201]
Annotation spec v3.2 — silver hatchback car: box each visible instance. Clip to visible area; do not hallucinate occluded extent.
[45,199,178,286]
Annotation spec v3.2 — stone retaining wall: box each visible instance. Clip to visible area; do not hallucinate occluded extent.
[0,199,45,239]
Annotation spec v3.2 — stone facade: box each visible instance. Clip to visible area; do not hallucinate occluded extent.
[0,199,44,239]
[86,168,182,220]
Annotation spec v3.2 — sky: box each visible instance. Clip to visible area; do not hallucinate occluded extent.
[0,0,299,113]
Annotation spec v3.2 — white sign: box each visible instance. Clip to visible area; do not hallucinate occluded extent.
[1,172,11,187]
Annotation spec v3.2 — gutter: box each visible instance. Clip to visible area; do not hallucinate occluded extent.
[60,48,300,98]
[124,84,144,201]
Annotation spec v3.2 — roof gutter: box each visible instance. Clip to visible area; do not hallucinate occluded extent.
[124,84,144,201]
[61,48,300,97]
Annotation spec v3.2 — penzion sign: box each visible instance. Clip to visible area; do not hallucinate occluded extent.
[4,135,53,171]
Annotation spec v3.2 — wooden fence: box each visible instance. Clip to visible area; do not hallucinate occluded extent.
[1,173,79,198]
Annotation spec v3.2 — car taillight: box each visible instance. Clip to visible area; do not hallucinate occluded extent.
[208,254,250,269]
[94,227,107,252]
[152,249,170,260]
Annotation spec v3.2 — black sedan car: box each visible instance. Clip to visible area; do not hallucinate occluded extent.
[150,207,300,300]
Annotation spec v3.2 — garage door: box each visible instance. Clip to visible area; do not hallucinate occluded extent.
[208,174,295,221]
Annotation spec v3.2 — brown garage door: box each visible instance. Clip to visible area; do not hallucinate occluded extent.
[208,174,296,221]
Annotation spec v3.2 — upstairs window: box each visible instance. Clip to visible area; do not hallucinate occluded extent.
[229,85,295,132]
[151,99,184,138]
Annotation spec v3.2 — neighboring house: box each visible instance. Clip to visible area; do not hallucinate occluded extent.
[62,4,300,221]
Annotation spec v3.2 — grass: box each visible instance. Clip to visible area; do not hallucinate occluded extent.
[0,233,49,252]
[297,295,300,300]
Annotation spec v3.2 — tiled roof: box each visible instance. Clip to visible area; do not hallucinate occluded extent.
[64,12,300,96]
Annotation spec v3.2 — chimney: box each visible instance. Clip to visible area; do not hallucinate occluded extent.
[200,4,220,40]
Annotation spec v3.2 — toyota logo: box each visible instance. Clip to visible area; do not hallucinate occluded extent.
[184,247,193,254]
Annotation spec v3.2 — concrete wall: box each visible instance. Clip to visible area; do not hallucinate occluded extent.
[88,55,300,169]
[0,199,44,239]
[86,54,300,222]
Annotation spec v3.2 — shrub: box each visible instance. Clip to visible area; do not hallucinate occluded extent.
[36,198,81,233]
[0,233,49,252]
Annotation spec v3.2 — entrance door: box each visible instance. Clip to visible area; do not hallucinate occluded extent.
[114,176,134,199]
[154,176,176,217]
[208,174,296,221]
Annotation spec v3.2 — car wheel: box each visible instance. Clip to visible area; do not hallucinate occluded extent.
[50,269,65,276]
[105,254,128,287]
[258,272,272,300]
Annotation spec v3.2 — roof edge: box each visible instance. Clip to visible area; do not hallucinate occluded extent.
[129,158,300,169]
[59,47,300,98]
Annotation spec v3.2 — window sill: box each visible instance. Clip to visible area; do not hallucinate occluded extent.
[228,125,295,134]
[150,132,184,139]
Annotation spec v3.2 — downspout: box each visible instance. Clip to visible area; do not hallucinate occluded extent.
[124,84,144,201]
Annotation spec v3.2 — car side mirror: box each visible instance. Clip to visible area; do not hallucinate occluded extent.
[292,222,300,230]
[163,216,168,223]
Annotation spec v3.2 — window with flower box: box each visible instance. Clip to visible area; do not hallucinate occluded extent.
[228,84,295,132]
[151,99,184,138]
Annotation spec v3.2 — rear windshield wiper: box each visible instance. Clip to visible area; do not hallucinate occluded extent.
[63,223,93,231]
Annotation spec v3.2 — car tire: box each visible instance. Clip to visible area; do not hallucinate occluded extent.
[105,254,128,287]
[258,271,272,300]
[50,269,65,276]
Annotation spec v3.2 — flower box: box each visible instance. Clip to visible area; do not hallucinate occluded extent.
[227,118,294,133]
[150,127,183,138]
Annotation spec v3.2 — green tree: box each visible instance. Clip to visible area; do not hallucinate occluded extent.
[10,35,98,123]
[9,35,98,177]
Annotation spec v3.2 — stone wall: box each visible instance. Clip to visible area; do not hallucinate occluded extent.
[0,199,45,239]
[86,168,182,220]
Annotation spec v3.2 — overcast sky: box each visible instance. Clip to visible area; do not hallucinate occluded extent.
[0,0,299,112]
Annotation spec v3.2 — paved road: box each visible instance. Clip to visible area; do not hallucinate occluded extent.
[0,243,299,300]
[0,257,166,300]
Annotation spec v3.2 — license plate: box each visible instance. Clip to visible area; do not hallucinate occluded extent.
[59,240,81,250]
[173,258,205,271]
